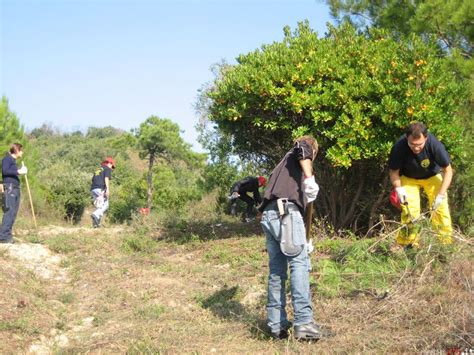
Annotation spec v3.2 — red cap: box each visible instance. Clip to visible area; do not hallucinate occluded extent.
[102,157,116,169]
[390,189,401,210]
[258,176,267,187]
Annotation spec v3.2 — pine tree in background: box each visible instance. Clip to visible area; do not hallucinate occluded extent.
[0,96,25,153]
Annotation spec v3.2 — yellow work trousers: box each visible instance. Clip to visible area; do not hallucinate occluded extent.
[397,174,453,246]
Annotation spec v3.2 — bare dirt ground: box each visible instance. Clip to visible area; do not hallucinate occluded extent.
[0,223,472,354]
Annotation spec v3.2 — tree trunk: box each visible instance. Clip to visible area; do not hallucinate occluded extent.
[341,168,365,228]
[367,172,390,236]
[147,153,155,210]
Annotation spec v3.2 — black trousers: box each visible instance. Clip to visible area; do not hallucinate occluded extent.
[231,193,255,218]
[0,184,21,241]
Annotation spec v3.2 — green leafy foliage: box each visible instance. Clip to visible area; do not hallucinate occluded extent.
[0,96,25,156]
[28,127,133,223]
[0,97,25,151]
[135,116,206,210]
[325,0,473,232]
[152,162,203,212]
[201,22,467,231]
[26,118,206,224]
[38,161,90,223]
[207,23,465,166]
[108,161,145,223]
[326,0,473,58]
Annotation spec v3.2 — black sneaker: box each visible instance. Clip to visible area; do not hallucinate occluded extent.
[294,322,322,340]
[91,214,100,228]
[270,322,292,339]
[0,238,15,244]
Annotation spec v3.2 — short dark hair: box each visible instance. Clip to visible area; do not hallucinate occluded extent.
[9,143,23,154]
[405,122,428,139]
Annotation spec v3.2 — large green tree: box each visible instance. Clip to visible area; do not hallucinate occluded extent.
[325,0,474,231]
[135,116,204,210]
[200,22,467,231]
[0,96,25,153]
[325,0,473,58]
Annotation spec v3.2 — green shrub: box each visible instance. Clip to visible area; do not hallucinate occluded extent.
[121,235,157,254]
[108,164,146,223]
[45,235,76,254]
[38,162,89,224]
[201,22,467,232]
[316,238,411,297]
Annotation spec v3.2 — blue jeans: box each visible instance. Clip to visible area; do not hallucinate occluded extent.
[91,188,109,220]
[0,184,21,241]
[261,202,313,334]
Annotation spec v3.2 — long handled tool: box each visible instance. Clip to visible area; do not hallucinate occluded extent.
[305,201,314,241]
[22,162,37,229]
[305,201,315,254]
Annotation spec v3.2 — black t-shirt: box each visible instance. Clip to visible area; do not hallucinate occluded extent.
[259,140,314,213]
[388,133,451,179]
[91,165,112,190]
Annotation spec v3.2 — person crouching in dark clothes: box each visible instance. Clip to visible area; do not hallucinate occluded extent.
[229,176,267,221]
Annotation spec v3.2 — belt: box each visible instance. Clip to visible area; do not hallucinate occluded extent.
[266,198,299,213]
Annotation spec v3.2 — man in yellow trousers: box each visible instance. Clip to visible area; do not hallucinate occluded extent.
[388,122,453,247]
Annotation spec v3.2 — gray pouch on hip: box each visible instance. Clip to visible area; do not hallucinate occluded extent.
[278,199,304,257]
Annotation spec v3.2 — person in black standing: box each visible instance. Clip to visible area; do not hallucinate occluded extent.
[259,136,322,340]
[90,157,115,228]
[0,143,27,243]
[229,176,267,221]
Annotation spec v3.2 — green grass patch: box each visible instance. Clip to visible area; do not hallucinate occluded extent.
[0,315,39,335]
[22,273,49,299]
[45,235,76,254]
[0,318,29,332]
[128,337,164,354]
[316,238,349,253]
[203,237,264,268]
[121,235,157,254]
[58,291,75,304]
[23,233,43,244]
[133,304,166,320]
[316,238,411,297]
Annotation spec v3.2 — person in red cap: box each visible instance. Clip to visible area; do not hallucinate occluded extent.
[229,175,266,222]
[90,157,115,227]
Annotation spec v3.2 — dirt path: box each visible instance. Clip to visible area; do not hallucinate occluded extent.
[2,243,68,282]
[1,224,471,353]
[1,226,125,354]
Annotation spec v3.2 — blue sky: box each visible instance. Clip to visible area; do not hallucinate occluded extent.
[1,0,333,151]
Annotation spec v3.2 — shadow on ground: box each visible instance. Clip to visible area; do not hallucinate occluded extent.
[198,284,270,340]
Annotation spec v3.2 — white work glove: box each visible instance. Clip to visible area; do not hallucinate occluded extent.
[432,194,445,211]
[228,192,240,200]
[395,186,407,205]
[307,239,314,254]
[17,164,28,175]
[303,175,319,203]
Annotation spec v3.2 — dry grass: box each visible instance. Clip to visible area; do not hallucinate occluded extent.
[0,219,472,353]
